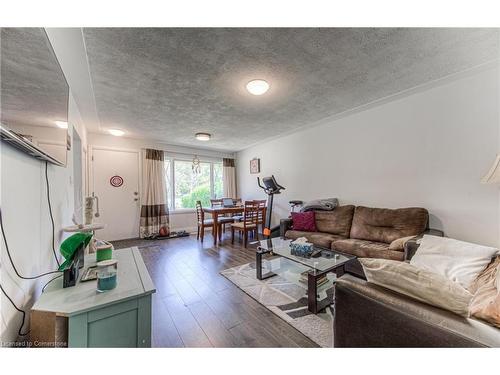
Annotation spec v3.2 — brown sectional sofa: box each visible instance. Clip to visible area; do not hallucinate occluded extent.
[334,240,500,347]
[334,274,500,347]
[280,205,433,277]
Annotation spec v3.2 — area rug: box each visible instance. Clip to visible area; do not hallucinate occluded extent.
[220,258,334,347]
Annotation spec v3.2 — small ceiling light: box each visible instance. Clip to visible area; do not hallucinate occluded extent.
[195,132,211,141]
[246,79,270,95]
[55,121,68,129]
[108,129,125,137]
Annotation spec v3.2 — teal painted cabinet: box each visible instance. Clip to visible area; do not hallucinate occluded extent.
[31,247,156,348]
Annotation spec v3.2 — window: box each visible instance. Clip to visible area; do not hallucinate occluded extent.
[164,157,224,210]
[213,162,223,199]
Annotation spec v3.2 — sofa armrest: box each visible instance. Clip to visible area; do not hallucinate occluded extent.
[334,274,500,347]
[424,228,445,237]
[404,228,444,261]
[280,218,293,238]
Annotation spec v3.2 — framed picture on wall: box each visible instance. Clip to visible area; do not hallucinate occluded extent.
[250,158,260,174]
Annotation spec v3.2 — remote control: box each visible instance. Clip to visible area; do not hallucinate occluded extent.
[311,249,322,258]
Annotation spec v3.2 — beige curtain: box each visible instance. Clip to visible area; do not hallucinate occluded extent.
[140,149,170,238]
[223,158,236,198]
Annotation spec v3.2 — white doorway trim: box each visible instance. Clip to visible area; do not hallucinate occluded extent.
[89,145,142,200]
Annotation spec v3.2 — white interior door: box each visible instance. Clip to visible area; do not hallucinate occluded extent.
[92,147,140,241]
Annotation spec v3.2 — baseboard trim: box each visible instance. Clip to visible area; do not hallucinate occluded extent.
[172,226,198,234]
[172,226,235,235]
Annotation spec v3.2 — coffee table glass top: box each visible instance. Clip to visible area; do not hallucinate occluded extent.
[257,237,355,273]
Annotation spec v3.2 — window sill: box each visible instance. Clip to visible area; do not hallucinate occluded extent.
[169,208,196,215]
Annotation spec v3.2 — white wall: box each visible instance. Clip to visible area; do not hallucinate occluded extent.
[44,28,101,134]
[87,133,235,234]
[0,94,87,345]
[237,66,500,247]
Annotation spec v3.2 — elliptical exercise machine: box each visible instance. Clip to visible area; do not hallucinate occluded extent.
[257,175,285,238]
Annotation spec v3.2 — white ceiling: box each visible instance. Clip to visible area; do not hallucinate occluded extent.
[64,28,500,151]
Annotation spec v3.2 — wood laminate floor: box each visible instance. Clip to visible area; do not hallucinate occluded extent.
[112,233,318,348]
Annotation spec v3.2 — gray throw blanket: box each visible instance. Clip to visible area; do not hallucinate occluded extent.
[300,198,339,212]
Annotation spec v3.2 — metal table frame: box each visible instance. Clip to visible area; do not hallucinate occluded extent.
[256,244,355,314]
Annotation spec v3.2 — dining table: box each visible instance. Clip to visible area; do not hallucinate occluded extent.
[203,205,266,246]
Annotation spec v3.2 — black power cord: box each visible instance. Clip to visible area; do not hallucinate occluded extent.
[0,162,67,339]
[45,161,61,267]
[0,208,61,279]
[0,206,61,338]
[0,283,30,336]
[41,274,63,293]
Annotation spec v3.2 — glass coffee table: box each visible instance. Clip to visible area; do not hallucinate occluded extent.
[256,237,356,314]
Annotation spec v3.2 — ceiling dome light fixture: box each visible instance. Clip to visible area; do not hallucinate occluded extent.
[108,129,125,137]
[246,79,270,95]
[195,132,211,141]
[55,121,68,129]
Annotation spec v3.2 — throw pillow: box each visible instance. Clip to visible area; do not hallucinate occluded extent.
[388,235,415,250]
[410,235,499,290]
[469,256,500,294]
[291,211,317,232]
[469,256,500,328]
[359,258,472,317]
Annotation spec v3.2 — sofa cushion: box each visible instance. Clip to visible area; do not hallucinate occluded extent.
[350,206,428,244]
[389,235,415,250]
[332,238,405,261]
[314,205,355,237]
[359,258,473,317]
[285,230,345,248]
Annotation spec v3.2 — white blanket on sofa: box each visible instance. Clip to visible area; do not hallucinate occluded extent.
[410,235,499,290]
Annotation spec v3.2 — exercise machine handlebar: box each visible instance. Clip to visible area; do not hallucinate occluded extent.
[257,175,285,195]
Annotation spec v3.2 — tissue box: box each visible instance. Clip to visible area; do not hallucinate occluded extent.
[290,241,314,257]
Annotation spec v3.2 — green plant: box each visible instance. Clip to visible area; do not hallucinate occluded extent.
[181,184,211,208]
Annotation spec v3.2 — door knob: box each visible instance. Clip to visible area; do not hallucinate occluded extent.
[134,192,138,195]
[134,198,139,201]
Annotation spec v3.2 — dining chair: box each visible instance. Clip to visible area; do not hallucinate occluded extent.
[210,198,233,235]
[251,199,267,235]
[196,201,233,242]
[232,198,244,222]
[231,201,259,248]
[196,201,213,242]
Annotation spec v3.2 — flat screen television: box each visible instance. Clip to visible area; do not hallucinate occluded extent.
[0,28,69,166]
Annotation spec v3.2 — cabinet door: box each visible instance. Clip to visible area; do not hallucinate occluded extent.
[68,296,152,348]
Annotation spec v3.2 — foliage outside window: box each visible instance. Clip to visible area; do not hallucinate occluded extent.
[213,162,223,199]
[164,158,224,210]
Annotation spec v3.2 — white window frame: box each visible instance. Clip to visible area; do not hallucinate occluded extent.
[165,156,223,212]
